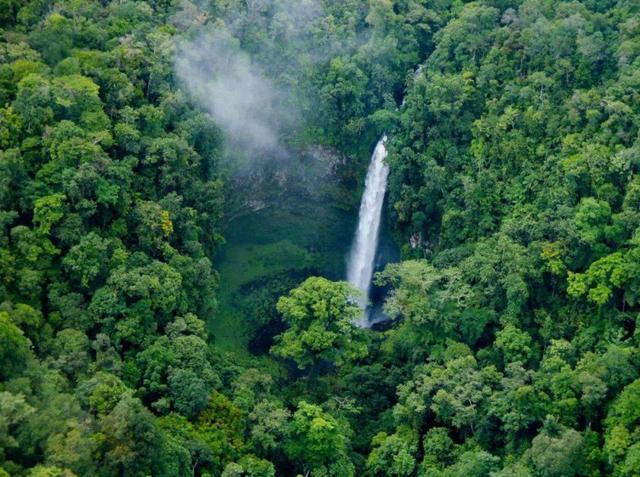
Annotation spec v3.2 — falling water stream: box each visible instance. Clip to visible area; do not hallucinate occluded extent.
[347,136,390,327]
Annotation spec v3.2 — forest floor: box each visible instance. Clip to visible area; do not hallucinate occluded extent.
[210,201,356,357]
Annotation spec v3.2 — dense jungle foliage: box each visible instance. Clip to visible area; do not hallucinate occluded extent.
[1,0,640,476]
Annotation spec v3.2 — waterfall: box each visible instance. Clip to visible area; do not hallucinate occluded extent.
[347,136,390,326]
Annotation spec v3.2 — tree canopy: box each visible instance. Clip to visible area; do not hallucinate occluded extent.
[2,0,640,476]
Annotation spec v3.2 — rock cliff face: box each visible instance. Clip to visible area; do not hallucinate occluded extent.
[225,143,354,224]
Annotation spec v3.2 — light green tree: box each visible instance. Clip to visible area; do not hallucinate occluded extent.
[271,277,368,372]
[286,401,354,477]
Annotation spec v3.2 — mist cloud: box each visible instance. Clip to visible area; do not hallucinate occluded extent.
[174,0,361,159]
[175,29,290,155]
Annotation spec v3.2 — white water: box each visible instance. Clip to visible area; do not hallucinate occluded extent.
[347,136,390,326]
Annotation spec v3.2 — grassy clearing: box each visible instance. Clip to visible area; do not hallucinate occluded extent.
[210,240,313,352]
[208,201,355,358]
